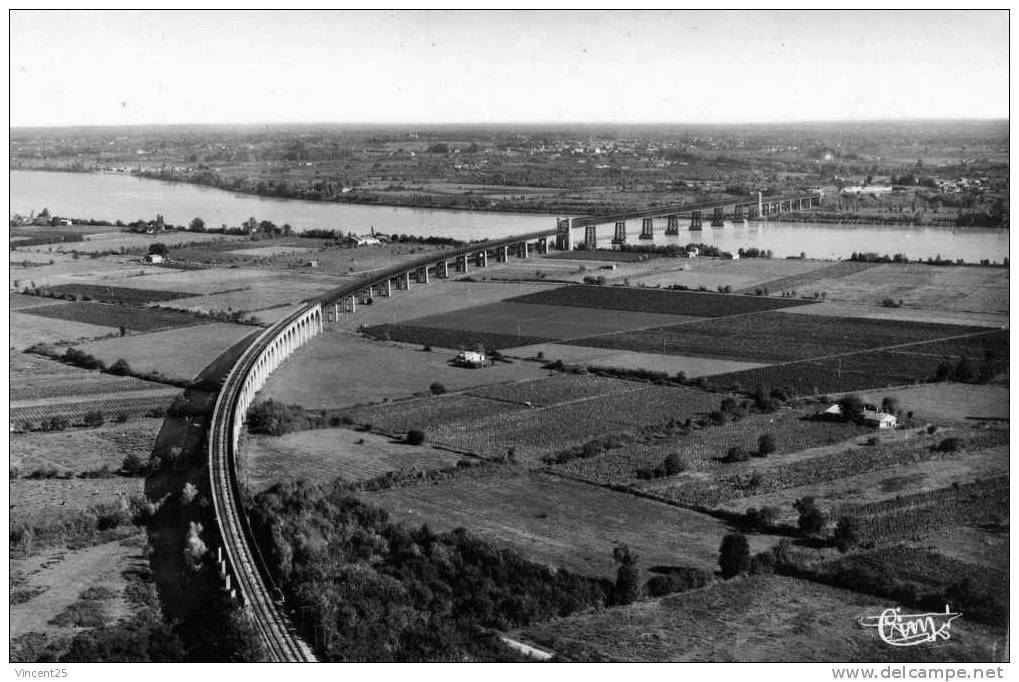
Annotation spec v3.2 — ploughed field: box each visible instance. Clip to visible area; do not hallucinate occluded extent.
[17,300,208,333]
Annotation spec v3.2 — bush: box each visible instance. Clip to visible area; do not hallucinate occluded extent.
[108,358,132,376]
[723,446,749,463]
[719,533,750,579]
[936,437,963,453]
[121,453,150,476]
[644,567,710,597]
[749,551,776,575]
[833,516,860,553]
[612,545,641,605]
[662,453,685,476]
[406,429,426,446]
[429,382,447,395]
[82,410,105,427]
[757,433,776,456]
[794,497,827,536]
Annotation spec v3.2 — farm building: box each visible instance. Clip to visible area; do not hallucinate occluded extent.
[863,412,897,429]
[342,235,382,247]
[143,254,164,264]
[454,351,487,368]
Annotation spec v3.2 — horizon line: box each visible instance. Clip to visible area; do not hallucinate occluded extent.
[10,116,1010,132]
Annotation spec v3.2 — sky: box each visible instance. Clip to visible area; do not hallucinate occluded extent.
[9,10,1010,127]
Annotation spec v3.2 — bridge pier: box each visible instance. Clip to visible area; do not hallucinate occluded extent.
[584,225,597,248]
[418,266,429,284]
[689,211,702,230]
[710,207,725,227]
[519,241,529,258]
[381,278,392,297]
[665,215,679,235]
[399,272,411,290]
[455,255,468,273]
[497,246,508,263]
[538,237,549,254]
[612,221,627,245]
[476,250,488,268]
[639,217,654,239]
[734,205,744,220]
[556,218,573,250]
[436,260,449,278]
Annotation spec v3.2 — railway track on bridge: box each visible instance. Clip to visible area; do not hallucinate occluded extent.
[205,195,821,660]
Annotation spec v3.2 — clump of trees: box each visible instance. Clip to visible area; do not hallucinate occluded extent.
[247,480,613,661]
[247,400,326,436]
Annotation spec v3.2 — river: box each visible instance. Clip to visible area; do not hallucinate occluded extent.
[9,170,1010,262]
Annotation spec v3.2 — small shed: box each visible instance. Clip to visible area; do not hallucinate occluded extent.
[143,254,164,264]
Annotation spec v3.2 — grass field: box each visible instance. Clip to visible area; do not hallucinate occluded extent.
[10,310,119,349]
[568,311,992,364]
[258,331,547,409]
[776,301,1007,328]
[366,472,781,579]
[629,257,831,292]
[11,292,63,309]
[781,263,1010,314]
[228,245,318,257]
[502,342,768,377]
[465,373,640,407]
[240,428,463,492]
[856,382,1010,423]
[10,535,149,655]
[10,478,144,520]
[10,418,163,474]
[507,285,813,316]
[339,393,526,437]
[74,322,259,382]
[49,230,240,254]
[18,301,207,333]
[512,574,1005,662]
[364,324,549,352]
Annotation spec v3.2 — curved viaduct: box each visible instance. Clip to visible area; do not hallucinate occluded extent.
[205,193,821,660]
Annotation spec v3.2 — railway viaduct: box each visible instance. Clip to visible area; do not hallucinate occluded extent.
[205,190,822,660]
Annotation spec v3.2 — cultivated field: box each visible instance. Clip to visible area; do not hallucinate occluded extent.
[11,389,182,430]
[258,330,547,409]
[340,393,526,437]
[568,311,993,364]
[10,418,164,474]
[228,245,319,257]
[10,310,118,349]
[367,472,781,579]
[430,384,722,461]
[502,342,768,377]
[716,444,1008,523]
[18,301,207,333]
[512,574,1005,662]
[40,283,193,304]
[10,478,144,520]
[74,322,259,382]
[47,230,241,254]
[373,301,701,342]
[330,279,562,330]
[11,367,169,402]
[552,407,871,486]
[465,373,640,407]
[507,284,812,316]
[240,428,464,492]
[704,330,1009,395]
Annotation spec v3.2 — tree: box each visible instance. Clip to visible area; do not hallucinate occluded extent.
[189,217,205,232]
[148,242,169,257]
[121,452,149,476]
[794,497,827,536]
[429,382,447,395]
[833,516,859,553]
[719,533,750,579]
[880,397,900,414]
[953,357,975,383]
[406,429,426,445]
[837,394,866,423]
[757,433,776,456]
[612,544,641,604]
